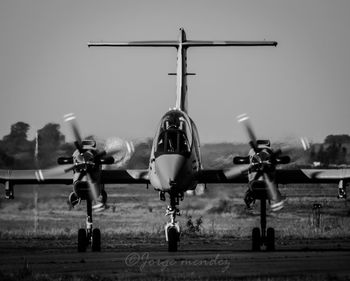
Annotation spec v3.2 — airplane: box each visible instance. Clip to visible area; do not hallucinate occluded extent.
[1,28,349,252]
[232,113,309,250]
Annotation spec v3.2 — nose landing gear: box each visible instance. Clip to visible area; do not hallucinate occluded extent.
[77,199,101,252]
[164,192,181,252]
[251,199,276,251]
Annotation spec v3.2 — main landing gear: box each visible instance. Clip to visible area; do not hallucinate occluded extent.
[164,192,182,252]
[78,200,101,252]
[251,199,275,251]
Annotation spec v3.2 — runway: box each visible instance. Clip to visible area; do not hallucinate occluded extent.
[1,238,350,280]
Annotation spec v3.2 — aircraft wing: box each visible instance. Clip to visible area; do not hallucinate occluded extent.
[100,169,149,184]
[0,168,149,185]
[276,169,350,184]
[196,169,248,184]
[197,168,350,184]
[0,168,72,185]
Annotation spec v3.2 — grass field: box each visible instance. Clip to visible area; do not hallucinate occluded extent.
[1,184,350,281]
[0,183,349,240]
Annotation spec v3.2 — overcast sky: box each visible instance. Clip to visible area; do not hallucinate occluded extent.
[0,0,349,144]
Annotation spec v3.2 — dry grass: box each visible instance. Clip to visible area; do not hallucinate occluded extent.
[0,184,349,240]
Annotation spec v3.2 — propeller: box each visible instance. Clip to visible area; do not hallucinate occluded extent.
[237,113,285,211]
[61,113,134,203]
[236,114,311,211]
[63,113,134,166]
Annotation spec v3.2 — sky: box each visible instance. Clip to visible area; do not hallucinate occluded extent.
[0,0,349,144]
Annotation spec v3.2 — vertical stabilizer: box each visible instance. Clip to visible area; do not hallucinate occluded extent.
[88,29,277,114]
[175,28,189,113]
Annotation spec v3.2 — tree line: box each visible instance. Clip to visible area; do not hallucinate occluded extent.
[0,121,74,169]
[0,121,349,169]
[309,135,349,166]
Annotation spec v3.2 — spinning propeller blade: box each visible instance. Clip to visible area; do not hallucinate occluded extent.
[263,172,284,211]
[237,113,258,152]
[273,137,310,157]
[86,173,99,201]
[102,137,134,164]
[224,164,250,179]
[64,113,83,152]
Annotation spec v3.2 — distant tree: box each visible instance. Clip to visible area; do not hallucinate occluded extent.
[316,144,327,165]
[340,146,348,164]
[1,122,32,155]
[37,123,66,167]
[309,145,316,163]
[0,122,34,168]
[326,142,339,164]
[0,148,15,168]
[324,134,350,144]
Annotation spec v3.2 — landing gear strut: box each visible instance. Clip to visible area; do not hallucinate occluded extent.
[77,199,101,252]
[251,199,275,251]
[165,192,181,252]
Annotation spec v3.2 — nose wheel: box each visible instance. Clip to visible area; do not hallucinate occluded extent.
[165,192,181,252]
[78,228,88,252]
[166,225,180,252]
[77,200,102,252]
[251,199,276,251]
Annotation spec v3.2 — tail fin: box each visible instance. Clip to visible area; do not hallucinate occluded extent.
[88,28,277,114]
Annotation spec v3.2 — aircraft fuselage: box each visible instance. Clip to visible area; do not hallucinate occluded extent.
[149,109,201,193]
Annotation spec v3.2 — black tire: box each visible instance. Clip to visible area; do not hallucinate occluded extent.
[92,228,101,252]
[168,227,178,252]
[252,227,261,251]
[266,227,275,251]
[78,228,87,252]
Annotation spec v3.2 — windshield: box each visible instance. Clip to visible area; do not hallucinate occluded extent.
[154,110,193,157]
[156,129,190,156]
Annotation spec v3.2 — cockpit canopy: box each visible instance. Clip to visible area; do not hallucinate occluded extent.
[154,110,192,157]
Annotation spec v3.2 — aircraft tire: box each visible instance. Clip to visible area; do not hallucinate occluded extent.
[252,227,261,251]
[78,228,87,252]
[167,227,178,252]
[92,228,101,252]
[266,227,275,251]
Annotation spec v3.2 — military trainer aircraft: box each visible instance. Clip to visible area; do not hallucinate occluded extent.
[1,28,349,252]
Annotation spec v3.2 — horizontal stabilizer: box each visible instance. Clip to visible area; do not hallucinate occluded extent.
[88,41,179,47]
[88,40,277,48]
[184,40,277,47]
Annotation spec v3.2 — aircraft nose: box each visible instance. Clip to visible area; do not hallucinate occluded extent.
[155,154,186,191]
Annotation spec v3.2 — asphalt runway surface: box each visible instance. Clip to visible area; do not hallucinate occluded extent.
[1,238,350,280]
